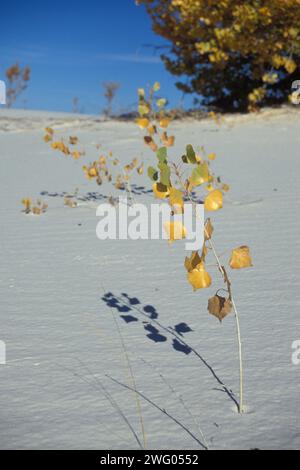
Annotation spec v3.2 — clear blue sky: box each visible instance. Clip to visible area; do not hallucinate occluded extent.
[0,0,195,114]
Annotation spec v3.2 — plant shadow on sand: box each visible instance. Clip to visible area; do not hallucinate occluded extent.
[40,184,153,203]
[102,292,239,409]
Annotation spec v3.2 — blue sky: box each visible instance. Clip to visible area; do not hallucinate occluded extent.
[0,0,194,114]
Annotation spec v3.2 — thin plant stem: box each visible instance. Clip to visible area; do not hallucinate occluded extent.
[173,163,244,414]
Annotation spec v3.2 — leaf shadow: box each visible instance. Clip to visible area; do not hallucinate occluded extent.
[101,291,239,409]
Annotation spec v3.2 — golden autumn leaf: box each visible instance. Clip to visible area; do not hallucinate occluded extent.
[164,220,187,243]
[204,218,214,241]
[161,132,175,147]
[208,152,216,161]
[184,251,202,272]
[208,295,232,322]
[45,127,54,135]
[169,187,184,213]
[136,118,150,129]
[99,156,106,165]
[21,198,32,212]
[72,151,81,160]
[204,189,223,211]
[229,246,253,269]
[159,118,171,129]
[147,124,157,135]
[187,262,212,290]
[43,134,52,142]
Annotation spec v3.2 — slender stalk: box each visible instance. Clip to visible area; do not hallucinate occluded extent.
[231,297,244,413]
[173,163,244,413]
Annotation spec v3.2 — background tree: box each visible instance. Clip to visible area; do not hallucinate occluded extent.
[102,81,120,117]
[137,0,300,112]
[5,63,31,108]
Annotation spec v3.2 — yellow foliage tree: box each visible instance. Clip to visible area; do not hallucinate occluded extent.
[137,0,300,111]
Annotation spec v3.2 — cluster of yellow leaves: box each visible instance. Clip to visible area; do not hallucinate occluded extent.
[44,126,144,196]
[138,0,300,110]
[43,128,84,160]
[136,83,252,317]
[185,218,252,299]
[21,198,48,215]
[136,82,175,153]
[83,153,143,190]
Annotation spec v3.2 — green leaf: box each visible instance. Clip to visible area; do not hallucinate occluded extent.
[186,144,197,164]
[158,162,171,187]
[148,166,158,181]
[138,104,150,116]
[156,147,168,163]
[157,98,167,107]
[190,162,210,186]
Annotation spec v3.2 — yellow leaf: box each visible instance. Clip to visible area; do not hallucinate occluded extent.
[138,104,150,116]
[229,246,253,269]
[147,124,157,135]
[21,198,32,211]
[159,118,171,129]
[157,98,167,107]
[187,262,212,290]
[136,118,150,129]
[153,82,161,92]
[169,187,184,213]
[138,88,145,99]
[204,218,214,240]
[184,251,202,272]
[43,134,52,142]
[72,151,81,160]
[164,221,187,243]
[208,152,216,161]
[161,132,175,147]
[45,127,54,135]
[204,189,223,211]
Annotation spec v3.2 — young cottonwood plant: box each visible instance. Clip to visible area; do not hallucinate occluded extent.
[43,127,144,203]
[136,83,253,414]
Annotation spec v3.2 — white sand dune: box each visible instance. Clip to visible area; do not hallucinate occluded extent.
[0,107,300,449]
